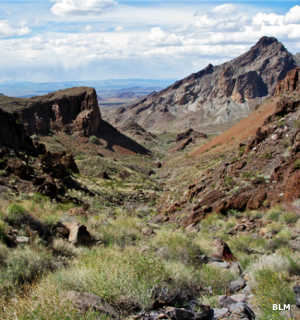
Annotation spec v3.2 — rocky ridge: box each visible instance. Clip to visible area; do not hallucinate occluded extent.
[105,37,297,133]
[0,87,149,155]
[157,67,300,227]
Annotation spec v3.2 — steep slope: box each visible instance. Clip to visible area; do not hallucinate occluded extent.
[157,67,300,226]
[295,53,300,66]
[0,87,149,155]
[0,106,81,200]
[105,37,297,133]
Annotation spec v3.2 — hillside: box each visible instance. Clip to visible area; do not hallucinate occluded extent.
[104,37,297,134]
[295,53,300,66]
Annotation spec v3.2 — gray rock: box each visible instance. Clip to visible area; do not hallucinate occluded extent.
[213,308,229,319]
[165,307,195,319]
[219,296,238,308]
[294,285,300,308]
[65,291,117,318]
[229,302,256,319]
[16,236,29,244]
[230,294,247,303]
[229,278,246,293]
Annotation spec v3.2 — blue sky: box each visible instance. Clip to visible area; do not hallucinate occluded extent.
[0,0,299,82]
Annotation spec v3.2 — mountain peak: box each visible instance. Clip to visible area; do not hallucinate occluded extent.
[105,37,297,133]
[255,36,279,48]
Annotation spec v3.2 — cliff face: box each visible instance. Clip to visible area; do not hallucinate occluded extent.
[275,67,300,95]
[0,87,150,155]
[2,87,102,137]
[0,108,36,153]
[104,37,297,133]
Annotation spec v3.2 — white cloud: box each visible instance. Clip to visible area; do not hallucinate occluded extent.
[285,5,300,24]
[0,20,30,37]
[148,27,182,46]
[1,3,300,82]
[51,0,118,16]
[84,25,93,32]
[212,3,236,15]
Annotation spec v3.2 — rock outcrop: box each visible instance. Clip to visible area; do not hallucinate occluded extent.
[105,37,297,133]
[158,68,300,226]
[0,87,150,155]
[0,87,101,137]
[0,108,37,154]
[295,53,300,67]
[275,67,300,95]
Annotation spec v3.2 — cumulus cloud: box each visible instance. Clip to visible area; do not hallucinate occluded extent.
[1,3,300,81]
[51,0,118,16]
[148,27,182,46]
[0,20,30,37]
[285,5,300,24]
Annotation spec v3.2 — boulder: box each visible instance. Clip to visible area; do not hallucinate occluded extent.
[65,291,117,318]
[229,279,246,294]
[57,221,94,245]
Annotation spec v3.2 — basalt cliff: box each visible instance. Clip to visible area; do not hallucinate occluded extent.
[0,87,149,155]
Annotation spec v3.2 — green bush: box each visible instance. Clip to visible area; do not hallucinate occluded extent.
[266,207,282,221]
[55,246,169,309]
[197,265,235,295]
[89,135,100,145]
[0,246,54,295]
[294,159,300,170]
[6,203,27,224]
[151,228,203,264]
[280,211,299,224]
[253,269,295,319]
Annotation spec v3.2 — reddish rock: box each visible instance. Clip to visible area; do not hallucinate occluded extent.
[275,67,300,95]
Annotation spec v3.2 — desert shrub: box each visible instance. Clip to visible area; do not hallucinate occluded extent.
[32,192,49,205]
[197,265,235,295]
[89,135,100,145]
[1,280,106,320]
[99,216,142,247]
[52,239,77,258]
[54,246,169,309]
[229,234,267,254]
[252,268,295,320]
[266,221,283,234]
[6,203,27,225]
[0,246,54,295]
[151,228,203,264]
[280,211,299,224]
[286,254,300,276]
[266,228,291,251]
[266,207,282,221]
[248,254,291,287]
[294,159,300,170]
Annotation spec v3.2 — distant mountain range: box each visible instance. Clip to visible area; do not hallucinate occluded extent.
[104,37,299,134]
[0,79,174,98]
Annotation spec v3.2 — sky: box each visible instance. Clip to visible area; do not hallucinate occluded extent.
[0,0,300,82]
